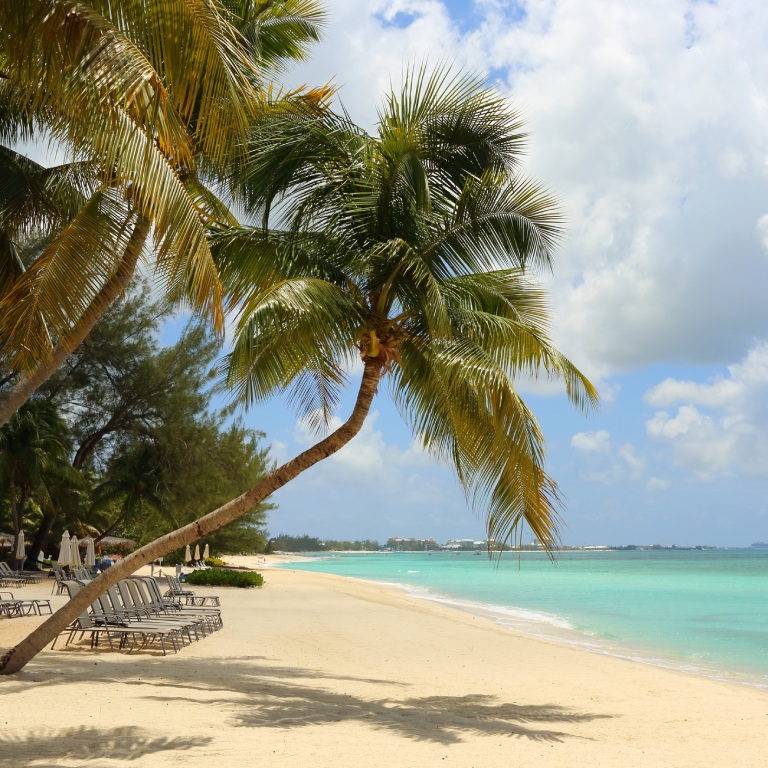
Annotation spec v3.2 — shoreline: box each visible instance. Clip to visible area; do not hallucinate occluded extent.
[371,576,768,693]
[263,552,768,693]
[2,565,768,766]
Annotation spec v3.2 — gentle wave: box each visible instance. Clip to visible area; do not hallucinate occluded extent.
[363,577,768,691]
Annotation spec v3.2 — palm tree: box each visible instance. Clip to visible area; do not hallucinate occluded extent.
[0,67,596,675]
[0,0,326,427]
[0,399,76,544]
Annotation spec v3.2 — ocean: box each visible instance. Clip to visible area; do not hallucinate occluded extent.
[282,549,768,689]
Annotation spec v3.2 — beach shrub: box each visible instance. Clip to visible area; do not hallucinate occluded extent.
[186,568,263,588]
[204,556,227,567]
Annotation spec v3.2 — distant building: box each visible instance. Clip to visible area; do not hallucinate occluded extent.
[386,537,439,551]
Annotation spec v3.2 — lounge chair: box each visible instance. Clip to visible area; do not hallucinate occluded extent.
[0,561,44,584]
[57,581,184,655]
[93,585,203,644]
[130,577,222,631]
[119,580,209,641]
[0,590,53,617]
[164,575,220,607]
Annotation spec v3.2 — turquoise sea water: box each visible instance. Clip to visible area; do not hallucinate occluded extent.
[283,550,768,688]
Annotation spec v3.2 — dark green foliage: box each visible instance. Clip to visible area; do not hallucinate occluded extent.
[269,534,382,552]
[185,567,263,588]
[0,284,274,557]
[269,534,325,551]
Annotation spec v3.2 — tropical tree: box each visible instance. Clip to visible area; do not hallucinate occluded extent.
[0,0,325,427]
[0,67,597,675]
[0,399,76,543]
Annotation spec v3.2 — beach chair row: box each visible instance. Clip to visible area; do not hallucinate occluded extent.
[56,576,223,656]
[0,561,45,588]
[0,591,52,618]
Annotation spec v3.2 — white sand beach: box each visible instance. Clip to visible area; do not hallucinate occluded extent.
[2,562,767,768]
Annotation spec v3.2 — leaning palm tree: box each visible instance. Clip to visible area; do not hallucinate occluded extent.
[0,67,596,675]
[0,0,326,427]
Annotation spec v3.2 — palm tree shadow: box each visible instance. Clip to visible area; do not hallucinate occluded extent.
[230,690,608,744]
[132,659,611,745]
[9,655,613,747]
[0,726,211,768]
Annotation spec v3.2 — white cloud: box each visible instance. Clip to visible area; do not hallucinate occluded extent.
[293,409,440,487]
[285,0,467,131]
[757,213,768,252]
[618,443,645,476]
[283,0,768,384]
[644,341,768,479]
[571,430,611,453]
[570,430,645,483]
[646,477,670,491]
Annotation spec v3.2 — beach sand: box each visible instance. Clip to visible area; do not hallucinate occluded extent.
[1,562,767,767]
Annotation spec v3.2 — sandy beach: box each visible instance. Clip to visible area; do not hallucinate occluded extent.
[2,561,767,768]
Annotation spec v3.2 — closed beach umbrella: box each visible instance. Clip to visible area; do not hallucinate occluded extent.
[57,530,71,566]
[194,544,201,561]
[15,531,25,566]
[84,539,96,567]
[70,536,82,568]
[203,544,209,559]
[184,544,191,563]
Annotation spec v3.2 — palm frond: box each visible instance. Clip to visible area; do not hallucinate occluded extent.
[0,189,138,372]
[226,0,326,73]
[224,277,363,414]
[392,335,562,552]
[0,146,95,241]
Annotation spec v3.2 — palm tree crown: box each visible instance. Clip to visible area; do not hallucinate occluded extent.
[0,0,326,377]
[215,67,598,549]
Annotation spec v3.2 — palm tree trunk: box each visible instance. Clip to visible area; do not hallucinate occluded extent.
[9,471,20,540]
[0,359,383,675]
[0,216,150,429]
[27,505,58,568]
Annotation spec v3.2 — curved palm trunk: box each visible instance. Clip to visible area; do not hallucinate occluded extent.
[0,360,383,675]
[0,217,150,429]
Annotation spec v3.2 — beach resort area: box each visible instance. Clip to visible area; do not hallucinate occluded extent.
[1,556,767,767]
[4,1,768,766]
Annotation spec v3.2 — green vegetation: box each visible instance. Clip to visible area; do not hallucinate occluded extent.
[204,557,228,567]
[185,568,263,588]
[269,534,382,552]
[217,65,597,551]
[0,20,596,673]
[0,0,326,426]
[0,285,273,562]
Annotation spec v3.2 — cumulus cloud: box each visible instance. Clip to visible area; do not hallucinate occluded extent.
[570,430,645,483]
[286,1,768,382]
[486,0,768,374]
[646,477,671,491]
[294,409,440,489]
[644,341,768,479]
[571,430,611,453]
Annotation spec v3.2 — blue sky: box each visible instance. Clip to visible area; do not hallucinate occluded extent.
[128,1,768,546]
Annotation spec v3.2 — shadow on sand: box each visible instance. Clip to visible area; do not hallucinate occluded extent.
[5,654,613,757]
[0,727,211,768]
